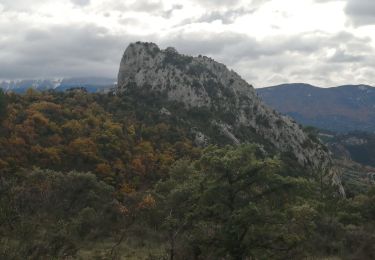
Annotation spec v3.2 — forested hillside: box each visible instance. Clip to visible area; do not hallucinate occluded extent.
[327,131,375,168]
[257,83,375,132]
[0,88,200,186]
[1,88,375,259]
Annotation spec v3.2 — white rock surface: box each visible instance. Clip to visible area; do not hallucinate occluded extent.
[117,42,344,195]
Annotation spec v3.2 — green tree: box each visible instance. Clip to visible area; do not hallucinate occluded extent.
[0,88,7,121]
[154,145,317,259]
[0,169,117,259]
[153,160,199,260]
[193,145,314,259]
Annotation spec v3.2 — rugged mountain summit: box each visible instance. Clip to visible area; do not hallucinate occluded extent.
[117,42,343,193]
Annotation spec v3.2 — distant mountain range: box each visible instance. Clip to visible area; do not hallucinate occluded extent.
[0,77,116,93]
[4,78,375,133]
[257,83,375,132]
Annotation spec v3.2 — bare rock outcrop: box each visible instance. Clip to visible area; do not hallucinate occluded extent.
[117,41,344,195]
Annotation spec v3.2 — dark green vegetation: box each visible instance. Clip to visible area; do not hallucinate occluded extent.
[327,131,375,168]
[1,89,375,259]
[320,131,375,197]
[257,83,375,132]
[0,89,6,121]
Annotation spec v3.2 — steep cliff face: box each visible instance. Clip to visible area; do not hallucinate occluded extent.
[117,42,344,194]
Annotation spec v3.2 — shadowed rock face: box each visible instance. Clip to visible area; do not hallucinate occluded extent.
[117,41,345,195]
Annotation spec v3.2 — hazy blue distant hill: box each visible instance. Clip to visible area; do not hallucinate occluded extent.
[0,77,115,93]
[257,83,375,132]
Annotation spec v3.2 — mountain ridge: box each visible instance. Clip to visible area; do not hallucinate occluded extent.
[0,77,116,93]
[258,83,375,132]
[117,42,344,194]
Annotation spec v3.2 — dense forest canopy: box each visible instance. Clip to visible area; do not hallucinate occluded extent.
[1,89,375,259]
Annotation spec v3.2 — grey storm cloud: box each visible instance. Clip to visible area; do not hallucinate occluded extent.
[329,49,365,63]
[132,0,163,12]
[161,30,372,62]
[0,0,374,87]
[158,29,374,87]
[71,0,91,6]
[0,23,143,79]
[112,0,182,19]
[315,0,375,26]
[345,0,375,26]
[192,0,240,7]
[1,18,374,86]
[163,31,320,60]
[193,7,255,24]
[160,31,252,56]
[192,0,272,8]
[189,0,272,24]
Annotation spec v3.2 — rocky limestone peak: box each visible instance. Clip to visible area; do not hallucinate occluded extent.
[118,41,257,107]
[117,42,345,196]
[117,42,160,87]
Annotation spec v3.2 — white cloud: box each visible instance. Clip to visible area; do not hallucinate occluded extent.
[0,0,374,87]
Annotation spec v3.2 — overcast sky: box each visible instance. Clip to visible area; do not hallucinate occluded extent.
[0,0,374,87]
